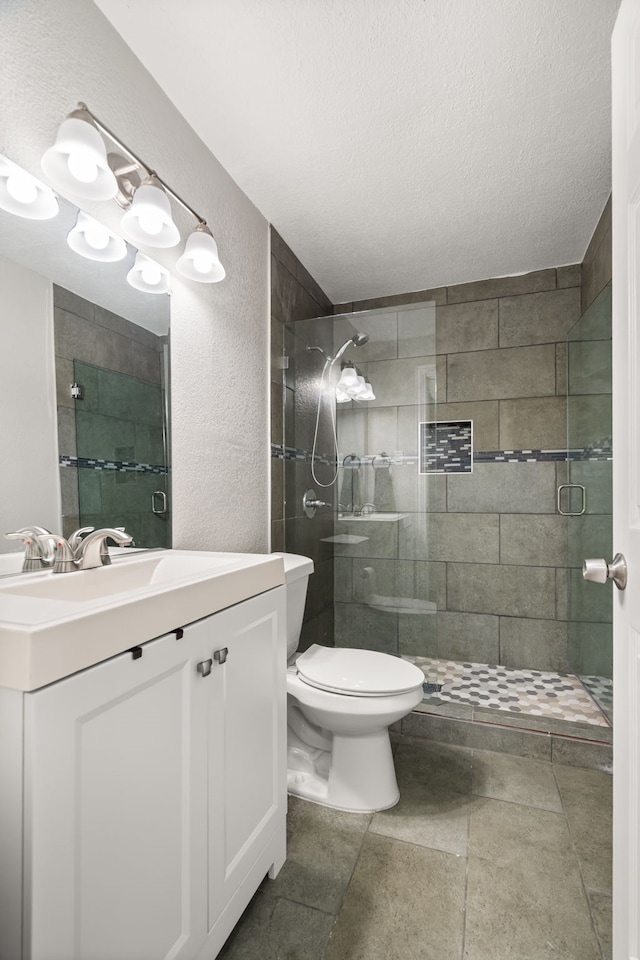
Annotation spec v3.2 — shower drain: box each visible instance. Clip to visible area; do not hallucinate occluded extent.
[422,681,444,694]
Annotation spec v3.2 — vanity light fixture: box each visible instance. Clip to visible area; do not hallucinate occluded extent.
[121,175,180,249]
[42,103,225,283]
[126,251,171,295]
[358,378,376,401]
[67,211,127,262]
[176,223,225,282]
[337,362,359,392]
[0,154,59,220]
[41,106,118,201]
[335,362,375,402]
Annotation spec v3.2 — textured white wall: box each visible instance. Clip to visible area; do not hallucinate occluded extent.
[0,256,59,547]
[0,0,270,553]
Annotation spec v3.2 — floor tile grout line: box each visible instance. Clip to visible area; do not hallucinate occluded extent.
[551,763,607,960]
[460,749,474,959]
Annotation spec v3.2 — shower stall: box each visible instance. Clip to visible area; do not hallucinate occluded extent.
[280,291,612,740]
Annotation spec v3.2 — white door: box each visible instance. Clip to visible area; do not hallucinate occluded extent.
[612,2,640,957]
[24,630,208,960]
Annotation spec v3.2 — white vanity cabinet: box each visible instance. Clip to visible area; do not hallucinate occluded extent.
[0,585,287,960]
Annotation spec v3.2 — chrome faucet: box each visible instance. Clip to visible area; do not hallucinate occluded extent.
[73,528,134,570]
[40,527,133,573]
[4,526,55,571]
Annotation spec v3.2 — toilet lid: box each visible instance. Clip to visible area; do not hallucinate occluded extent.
[295,644,425,697]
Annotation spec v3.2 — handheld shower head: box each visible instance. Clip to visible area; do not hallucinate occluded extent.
[332,332,369,363]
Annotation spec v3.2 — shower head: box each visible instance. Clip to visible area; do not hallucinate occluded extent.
[332,332,369,363]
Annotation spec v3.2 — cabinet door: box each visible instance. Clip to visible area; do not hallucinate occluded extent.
[205,586,286,929]
[24,628,210,960]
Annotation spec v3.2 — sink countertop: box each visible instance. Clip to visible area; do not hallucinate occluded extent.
[0,550,285,692]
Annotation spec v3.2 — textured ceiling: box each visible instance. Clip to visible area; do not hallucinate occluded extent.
[95,0,619,303]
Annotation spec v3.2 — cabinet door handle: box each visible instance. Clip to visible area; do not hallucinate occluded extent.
[214,647,228,665]
[197,658,213,678]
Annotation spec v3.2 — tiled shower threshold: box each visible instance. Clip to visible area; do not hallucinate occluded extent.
[405,656,612,733]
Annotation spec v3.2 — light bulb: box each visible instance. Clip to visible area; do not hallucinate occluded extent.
[0,155,59,220]
[121,177,180,248]
[67,211,127,263]
[339,364,359,388]
[126,252,170,295]
[138,208,164,236]
[192,253,213,274]
[141,262,162,286]
[67,151,98,184]
[6,172,38,204]
[84,221,110,250]
[177,224,225,283]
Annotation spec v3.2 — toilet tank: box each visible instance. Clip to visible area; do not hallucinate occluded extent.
[272,553,314,660]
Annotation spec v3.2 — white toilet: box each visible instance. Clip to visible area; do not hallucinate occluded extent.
[279,553,425,813]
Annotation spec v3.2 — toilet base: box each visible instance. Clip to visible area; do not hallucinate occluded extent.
[287,728,400,813]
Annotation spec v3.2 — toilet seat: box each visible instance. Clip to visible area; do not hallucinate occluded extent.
[295,644,424,697]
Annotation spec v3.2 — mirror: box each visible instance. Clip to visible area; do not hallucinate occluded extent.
[0,180,171,575]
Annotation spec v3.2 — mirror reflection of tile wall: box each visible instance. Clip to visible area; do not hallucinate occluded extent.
[55,285,170,548]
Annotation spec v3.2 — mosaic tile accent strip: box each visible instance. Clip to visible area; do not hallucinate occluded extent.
[59,455,169,476]
[270,442,333,465]
[475,444,612,464]
[404,656,610,728]
[271,442,612,466]
[419,420,473,474]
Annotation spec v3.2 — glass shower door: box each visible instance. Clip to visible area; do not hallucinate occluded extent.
[74,359,171,548]
[566,283,613,720]
[331,301,442,672]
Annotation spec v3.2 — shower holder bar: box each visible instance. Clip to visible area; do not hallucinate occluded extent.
[557,484,586,516]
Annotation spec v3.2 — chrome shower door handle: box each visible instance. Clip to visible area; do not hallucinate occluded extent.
[152,490,168,515]
[557,484,586,516]
[583,553,627,590]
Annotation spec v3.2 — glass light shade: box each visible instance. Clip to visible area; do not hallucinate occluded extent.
[359,380,376,401]
[0,155,58,220]
[176,225,225,282]
[336,388,352,403]
[126,251,171,295]
[67,211,127,262]
[337,363,358,392]
[346,374,368,400]
[41,116,118,201]
[121,177,180,248]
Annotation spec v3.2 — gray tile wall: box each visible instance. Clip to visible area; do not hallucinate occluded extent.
[275,210,612,681]
[581,197,612,314]
[270,227,334,647]
[332,268,583,673]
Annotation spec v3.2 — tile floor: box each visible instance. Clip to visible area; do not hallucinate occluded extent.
[219,736,612,960]
[410,657,611,728]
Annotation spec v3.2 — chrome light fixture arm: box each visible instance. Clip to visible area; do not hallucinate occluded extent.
[76,103,205,226]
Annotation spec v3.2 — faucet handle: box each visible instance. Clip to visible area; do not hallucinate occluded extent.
[5,531,47,571]
[38,535,77,575]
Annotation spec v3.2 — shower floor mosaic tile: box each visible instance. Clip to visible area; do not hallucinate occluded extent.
[580,674,613,720]
[408,657,610,728]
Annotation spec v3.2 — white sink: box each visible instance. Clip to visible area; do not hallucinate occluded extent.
[0,553,27,576]
[0,550,285,692]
